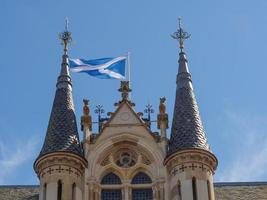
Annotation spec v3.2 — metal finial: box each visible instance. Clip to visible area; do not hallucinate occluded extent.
[95,105,105,133]
[59,17,72,55]
[171,17,191,52]
[65,17,69,31]
[144,103,154,121]
[178,17,182,29]
[119,81,131,100]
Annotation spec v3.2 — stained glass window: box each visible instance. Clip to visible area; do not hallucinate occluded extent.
[132,189,153,200]
[101,189,122,200]
[131,172,152,184]
[101,173,122,185]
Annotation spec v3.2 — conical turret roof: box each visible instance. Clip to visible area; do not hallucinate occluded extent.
[168,51,210,155]
[37,54,83,158]
[36,24,83,160]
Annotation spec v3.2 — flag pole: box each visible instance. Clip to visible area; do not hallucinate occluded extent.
[127,52,131,99]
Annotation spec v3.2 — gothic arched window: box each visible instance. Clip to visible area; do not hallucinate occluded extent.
[192,177,197,200]
[101,172,122,200]
[131,172,153,200]
[57,180,62,200]
[178,180,182,200]
[43,183,47,200]
[101,172,122,185]
[131,172,152,184]
[72,183,76,200]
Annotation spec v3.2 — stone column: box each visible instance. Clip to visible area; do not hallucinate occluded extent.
[62,182,72,200]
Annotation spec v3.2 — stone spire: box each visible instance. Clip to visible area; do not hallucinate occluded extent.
[36,19,83,159]
[168,19,209,155]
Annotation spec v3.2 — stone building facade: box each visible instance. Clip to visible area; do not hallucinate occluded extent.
[33,23,218,200]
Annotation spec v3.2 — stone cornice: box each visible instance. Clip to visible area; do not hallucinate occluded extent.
[34,152,87,178]
[164,148,217,174]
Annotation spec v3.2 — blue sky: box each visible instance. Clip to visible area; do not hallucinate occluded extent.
[1,0,267,184]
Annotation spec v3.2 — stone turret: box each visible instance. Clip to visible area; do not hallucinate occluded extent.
[164,19,217,200]
[34,20,87,200]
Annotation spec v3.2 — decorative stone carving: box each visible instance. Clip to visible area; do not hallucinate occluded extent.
[164,148,217,175]
[81,99,92,131]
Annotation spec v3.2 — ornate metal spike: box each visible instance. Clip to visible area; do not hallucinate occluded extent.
[143,103,154,128]
[144,104,154,115]
[59,17,72,54]
[95,105,105,133]
[119,81,132,100]
[95,105,105,115]
[171,17,191,52]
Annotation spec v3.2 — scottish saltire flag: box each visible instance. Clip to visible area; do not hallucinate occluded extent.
[69,56,126,79]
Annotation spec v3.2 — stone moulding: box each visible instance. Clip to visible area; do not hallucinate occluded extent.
[164,148,218,175]
[34,152,87,178]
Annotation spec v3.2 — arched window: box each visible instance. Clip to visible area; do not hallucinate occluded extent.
[192,177,197,200]
[72,183,76,200]
[131,172,153,200]
[101,189,122,200]
[101,172,122,185]
[57,180,62,200]
[101,172,122,200]
[131,172,152,184]
[178,180,182,200]
[207,180,211,200]
[43,183,47,200]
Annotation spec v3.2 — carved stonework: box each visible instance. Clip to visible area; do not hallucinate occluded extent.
[98,147,152,169]
[164,148,217,175]
[81,99,92,131]
[34,152,87,179]
[157,97,169,129]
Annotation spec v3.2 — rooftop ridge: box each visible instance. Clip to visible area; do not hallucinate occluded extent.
[0,185,39,188]
[2,182,267,188]
[214,182,267,187]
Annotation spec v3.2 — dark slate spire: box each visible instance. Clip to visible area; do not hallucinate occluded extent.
[168,19,209,155]
[37,19,83,158]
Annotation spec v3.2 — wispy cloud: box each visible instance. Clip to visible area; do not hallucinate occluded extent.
[0,135,39,184]
[217,110,267,182]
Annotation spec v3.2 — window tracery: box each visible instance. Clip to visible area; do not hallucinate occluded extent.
[116,152,136,168]
[101,173,122,185]
[132,189,153,200]
[131,172,152,184]
[131,172,153,200]
[99,148,155,200]
[101,189,122,200]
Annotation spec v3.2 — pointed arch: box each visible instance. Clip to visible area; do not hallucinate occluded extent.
[57,180,62,200]
[101,172,122,185]
[131,171,153,199]
[43,183,47,200]
[192,177,197,200]
[131,172,152,184]
[72,183,76,200]
[177,180,182,200]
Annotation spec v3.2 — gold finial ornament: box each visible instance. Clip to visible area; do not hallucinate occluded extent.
[59,17,72,55]
[171,17,191,52]
[81,99,92,131]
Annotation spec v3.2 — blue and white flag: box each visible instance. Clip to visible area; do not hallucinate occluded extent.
[69,56,126,79]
